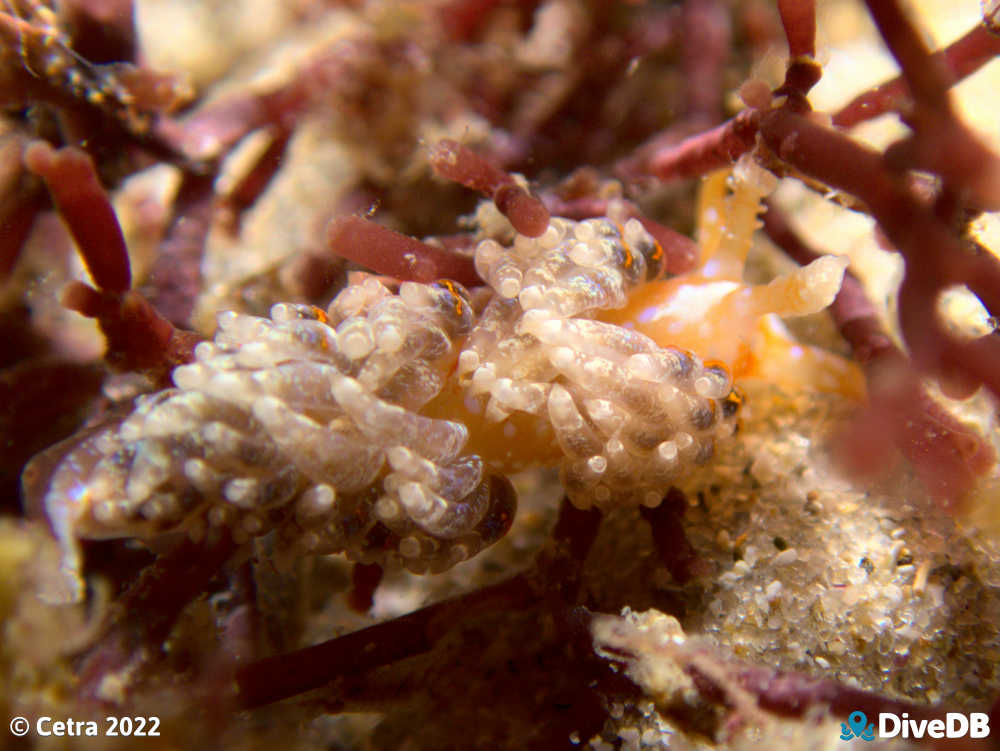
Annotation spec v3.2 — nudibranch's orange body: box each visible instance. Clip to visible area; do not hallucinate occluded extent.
[601,164,865,401]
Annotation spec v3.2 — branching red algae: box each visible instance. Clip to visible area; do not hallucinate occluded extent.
[864,0,1000,211]
[327,215,481,287]
[25,140,199,384]
[25,142,132,294]
[776,0,816,59]
[140,173,215,328]
[758,108,1000,401]
[653,5,1000,193]
[833,21,1000,128]
[650,108,762,181]
[429,139,550,237]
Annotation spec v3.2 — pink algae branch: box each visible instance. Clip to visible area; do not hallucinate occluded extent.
[649,108,762,181]
[757,106,1000,398]
[833,22,1000,128]
[429,139,550,238]
[24,141,199,385]
[650,6,1000,184]
[649,0,819,180]
[327,215,481,288]
[777,0,816,59]
[24,142,132,294]
[859,0,1000,213]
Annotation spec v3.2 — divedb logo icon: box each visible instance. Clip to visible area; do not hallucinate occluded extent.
[840,711,875,741]
[840,710,990,741]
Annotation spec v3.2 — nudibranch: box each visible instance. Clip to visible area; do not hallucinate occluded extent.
[24,157,853,603]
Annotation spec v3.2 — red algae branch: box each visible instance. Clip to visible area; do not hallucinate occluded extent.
[834,21,1000,128]
[327,215,481,287]
[25,140,199,384]
[24,142,132,294]
[430,139,550,237]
